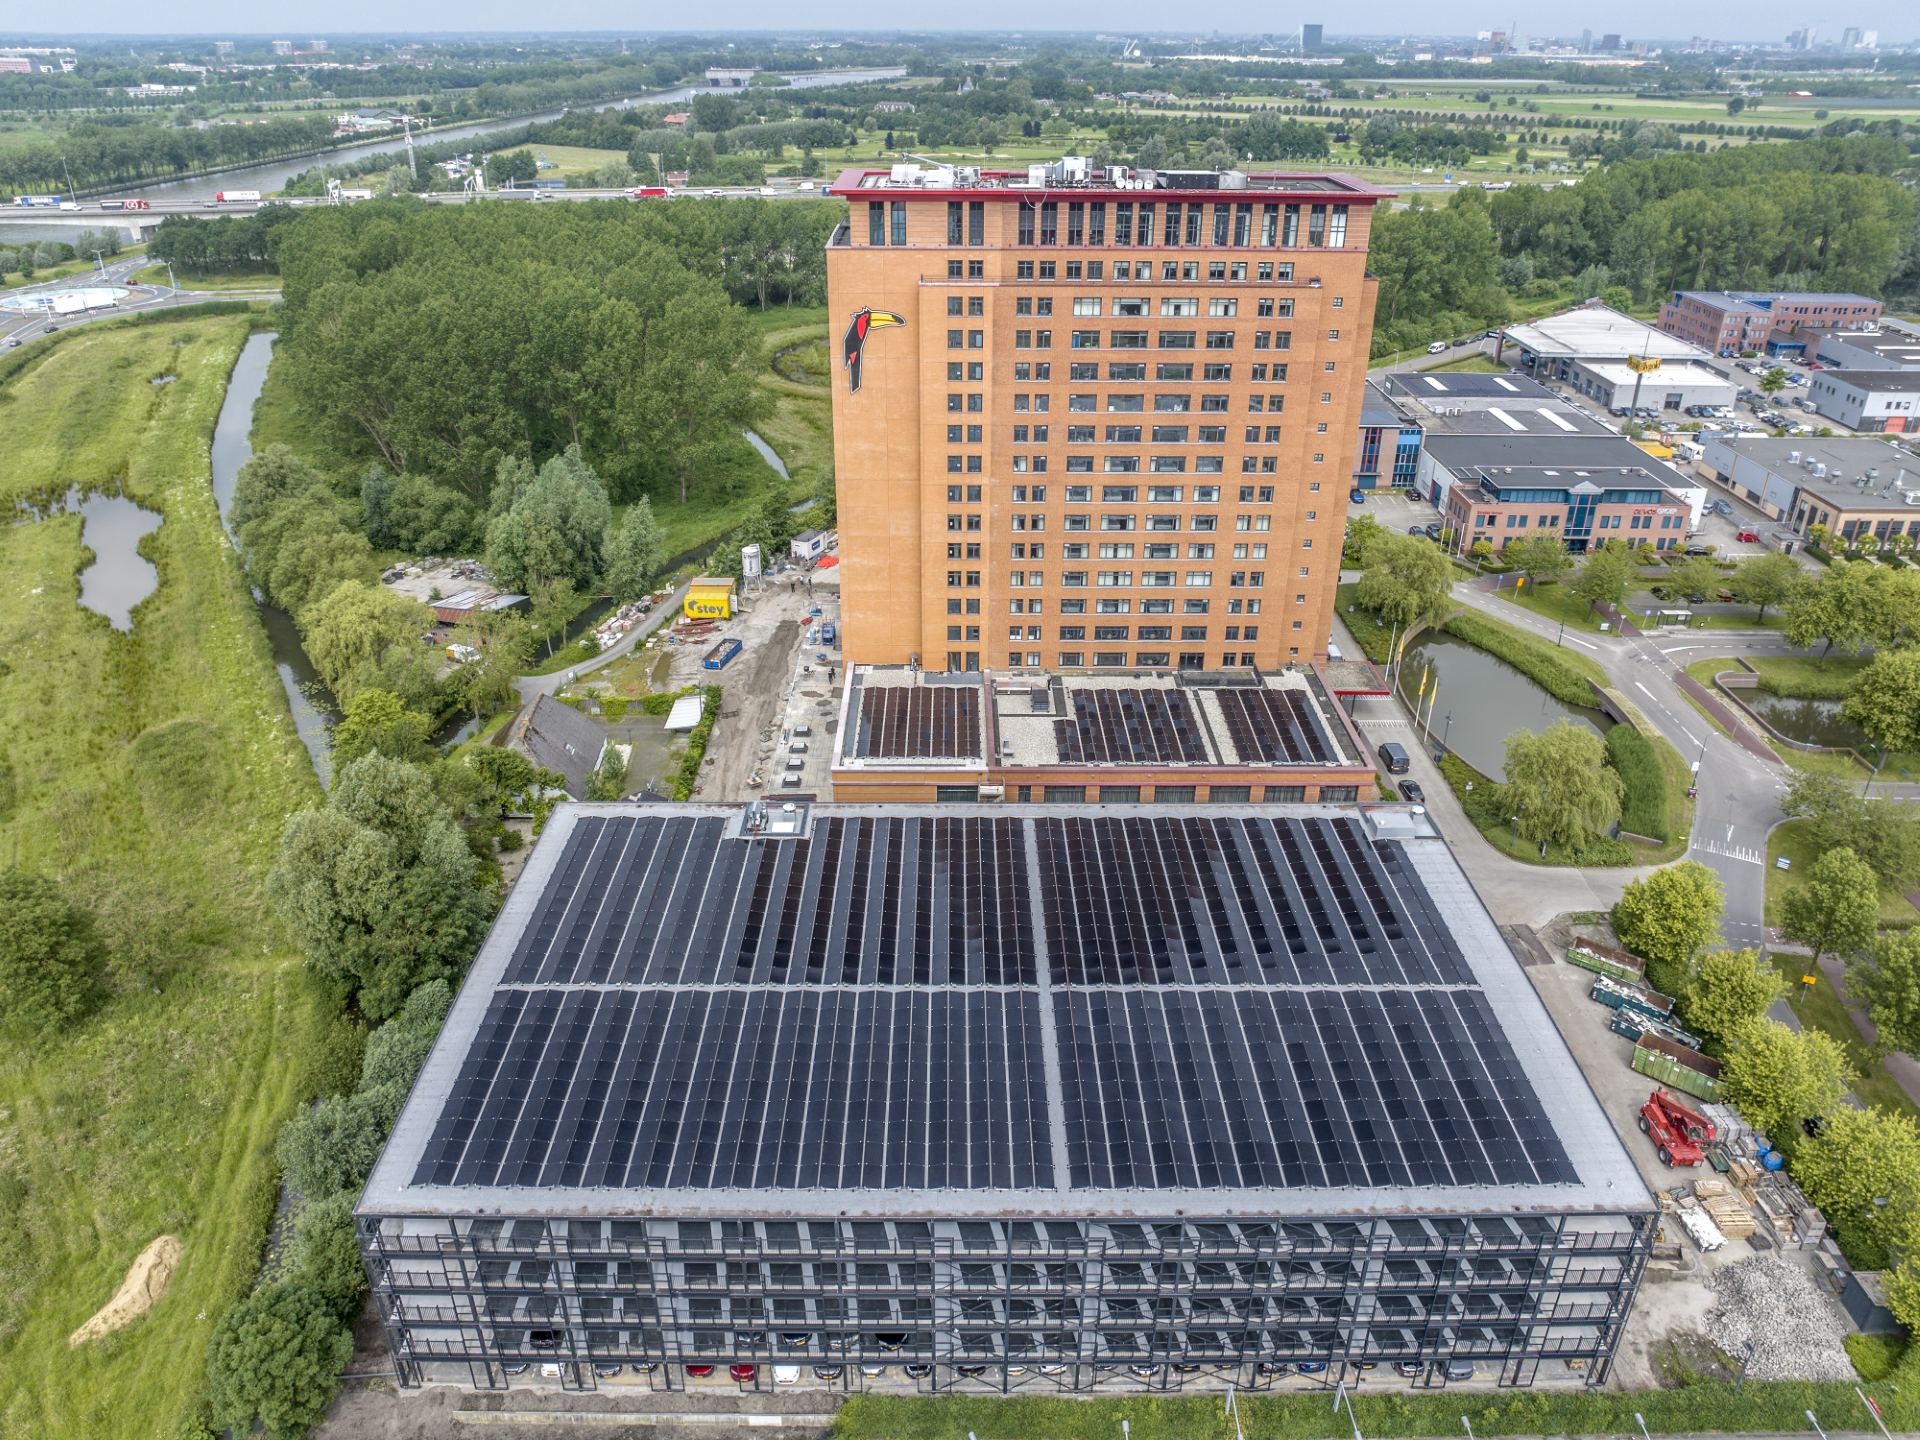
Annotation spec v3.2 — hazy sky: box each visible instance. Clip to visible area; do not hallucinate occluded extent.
[15,5,1914,43]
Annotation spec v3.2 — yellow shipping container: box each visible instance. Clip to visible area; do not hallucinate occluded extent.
[684,576,735,621]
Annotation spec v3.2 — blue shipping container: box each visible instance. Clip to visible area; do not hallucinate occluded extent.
[703,637,742,670]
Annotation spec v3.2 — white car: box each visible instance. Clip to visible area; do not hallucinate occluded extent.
[773,1365,801,1385]
[1426,340,1447,354]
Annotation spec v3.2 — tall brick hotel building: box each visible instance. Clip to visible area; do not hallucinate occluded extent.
[825,162,1390,675]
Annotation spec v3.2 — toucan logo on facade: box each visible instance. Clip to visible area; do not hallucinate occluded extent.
[842,307,904,393]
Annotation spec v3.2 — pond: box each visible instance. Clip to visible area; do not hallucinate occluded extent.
[1396,631,1613,781]
[14,486,163,631]
[1741,692,1869,752]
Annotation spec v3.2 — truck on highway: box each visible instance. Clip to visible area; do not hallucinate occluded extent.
[215,190,262,204]
[14,195,61,207]
[99,199,151,211]
[629,187,670,200]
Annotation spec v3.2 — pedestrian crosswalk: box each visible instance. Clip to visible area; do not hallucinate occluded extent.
[1692,840,1763,865]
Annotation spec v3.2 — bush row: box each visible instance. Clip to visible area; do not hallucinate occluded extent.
[1605,725,1669,842]
[1442,610,1596,709]
[672,686,722,800]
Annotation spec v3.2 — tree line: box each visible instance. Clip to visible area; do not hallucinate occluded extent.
[0,113,335,197]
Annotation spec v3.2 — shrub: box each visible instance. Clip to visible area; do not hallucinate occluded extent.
[672,687,722,801]
[1606,725,1669,841]
[274,1092,388,1200]
[0,867,106,1031]
[640,685,697,716]
[308,1013,369,1100]
[292,1193,367,1325]
[497,827,525,852]
[206,1282,352,1440]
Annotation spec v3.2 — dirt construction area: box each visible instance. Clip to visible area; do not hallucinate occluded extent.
[657,560,842,802]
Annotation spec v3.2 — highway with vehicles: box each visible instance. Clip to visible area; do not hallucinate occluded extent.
[0,253,280,350]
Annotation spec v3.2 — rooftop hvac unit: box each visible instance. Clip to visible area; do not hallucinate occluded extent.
[1788,451,1801,464]
[1814,463,1827,478]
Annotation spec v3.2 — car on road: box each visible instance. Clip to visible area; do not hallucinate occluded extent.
[1378,741,1410,775]
[1349,488,1367,504]
[1399,780,1425,804]
[1426,340,1448,353]
[1735,530,1760,543]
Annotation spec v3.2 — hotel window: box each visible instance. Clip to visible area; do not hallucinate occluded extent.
[969,201,984,246]
[949,202,965,245]
[1040,201,1058,246]
[1163,203,1182,246]
[1282,204,1300,247]
[1308,205,1326,247]
[891,202,907,247]
[868,202,886,246]
[1018,202,1036,246]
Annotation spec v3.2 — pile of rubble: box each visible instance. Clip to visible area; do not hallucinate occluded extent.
[1703,1255,1857,1382]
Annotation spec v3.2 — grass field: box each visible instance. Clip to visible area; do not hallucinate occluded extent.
[131,265,280,292]
[1767,951,1920,1125]
[1765,818,1920,929]
[0,314,329,1438]
[517,141,629,176]
[1493,580,1611,635]
[1419,353,1505,374]
[1744,654,1868,699]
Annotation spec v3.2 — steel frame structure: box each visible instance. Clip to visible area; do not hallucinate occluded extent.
[361,1211,1651,1393]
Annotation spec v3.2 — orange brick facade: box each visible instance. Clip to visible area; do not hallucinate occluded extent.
[825,171,1387,675]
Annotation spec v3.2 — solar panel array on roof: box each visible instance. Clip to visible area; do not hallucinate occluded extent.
[855,686,980,759]
[1213,688,1335,765]
[410,809,1578,1200]
[1055,688,1209,765]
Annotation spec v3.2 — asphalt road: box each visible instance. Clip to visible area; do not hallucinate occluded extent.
[1,254,280,349]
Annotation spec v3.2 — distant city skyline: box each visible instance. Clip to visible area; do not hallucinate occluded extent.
[4,8,1914,44]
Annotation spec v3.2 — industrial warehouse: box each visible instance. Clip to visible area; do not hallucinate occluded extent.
[356,800,1654,1395]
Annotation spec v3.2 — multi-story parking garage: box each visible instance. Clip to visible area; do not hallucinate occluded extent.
[357,801,1655,1393]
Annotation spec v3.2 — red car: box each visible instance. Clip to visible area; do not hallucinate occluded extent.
[686,1364,715,1377]
[1735,530,1760,543]
[730,1364,758,1382]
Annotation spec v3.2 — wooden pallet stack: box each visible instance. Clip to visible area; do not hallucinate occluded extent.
[1693,1176,1757,1237]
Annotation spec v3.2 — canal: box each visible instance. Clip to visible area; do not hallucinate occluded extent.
[1396,631,1613,781]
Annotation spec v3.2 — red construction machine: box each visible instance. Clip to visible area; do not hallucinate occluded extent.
[1638,1089,1715,1167]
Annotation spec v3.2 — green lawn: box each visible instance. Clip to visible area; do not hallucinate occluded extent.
[0,315,328,1438]
[132,265,280,292]
[1767,952,1920,1126]
[834,1375,1920,1439]
[1765,819,1920,929]
[1493,580,1611,635]
[1419,353,1504,374]
[1744,654,1867,699]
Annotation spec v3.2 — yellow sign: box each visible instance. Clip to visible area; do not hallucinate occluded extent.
[1626,355,1662,375]
[1802,974,1818,986]
[685,591,732,621]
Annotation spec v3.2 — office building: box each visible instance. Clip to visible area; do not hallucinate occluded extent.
[356,800,1656,1394]
[823,162,1392,677]
[1702,435,1920,544]
[1658,291,1882,358]
[829,664,1381,803]
[1301,23,1324,48]
[1365,372,1613,505]
[1425,434,1705,553]
[1354,380,1425,491]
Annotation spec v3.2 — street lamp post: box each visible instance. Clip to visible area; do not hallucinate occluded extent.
[1441,712,1453,755]
[1863,742,1886,799]
[1635,1414,1651,1440]
[1806,1410,1827,1440]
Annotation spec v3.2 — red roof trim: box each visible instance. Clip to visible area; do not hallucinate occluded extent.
[827,168,1394,204]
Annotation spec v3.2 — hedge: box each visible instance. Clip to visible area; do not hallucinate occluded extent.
[671,686,721,801]
[641,685,699,716]
[1442,610,1596,709]
[1606,725,1669,842]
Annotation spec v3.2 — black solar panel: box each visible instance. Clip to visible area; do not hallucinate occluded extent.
[1055,688,1209,765]
[1213,687,1336,764]
[855,686,981,759]
[415,810,1569,1199]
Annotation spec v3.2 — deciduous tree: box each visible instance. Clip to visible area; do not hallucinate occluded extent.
[1507,534,1573,586]
[1842,648,1920,759]
[1849,930,1920,1063]
[1792,1104,1920,1257]
[300,580,433,700]
[1782,560,1888,663]
[1730,550,1804,622]
[1780,846,1879,969]
[1569,544,1633,614]
[226,443,323,534]
[1355,532,1455,630]
[1502,720,1624,850]
[483,446,613,593]
[1611,861,1724,990]
[330,688,436,768]
[1680,947,1787,1053]
[1719,1020,1853,1144]
[206,1283,352,1440]
[623,285,767,504]
[603,497,666,602]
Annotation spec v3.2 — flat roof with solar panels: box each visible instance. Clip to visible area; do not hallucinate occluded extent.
[357,801,1655,1395]
[831,667,1374,804]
